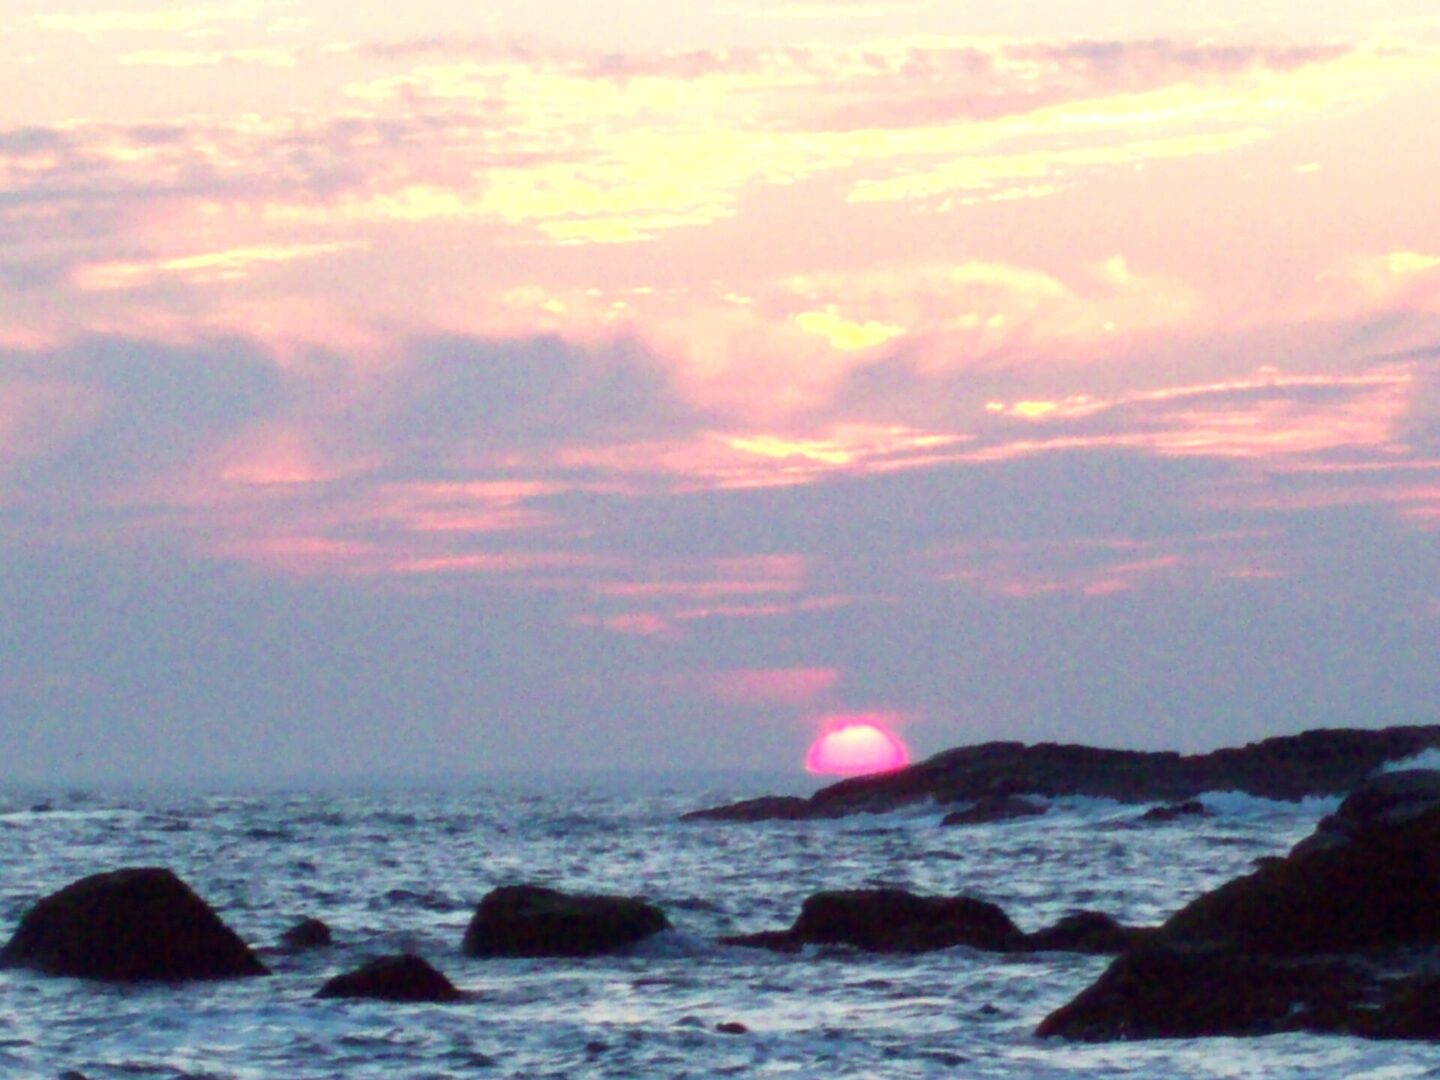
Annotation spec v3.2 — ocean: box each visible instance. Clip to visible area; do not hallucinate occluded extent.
[2,777,1438,1079]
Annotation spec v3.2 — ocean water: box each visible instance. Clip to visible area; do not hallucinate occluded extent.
[2,779,1439,1079]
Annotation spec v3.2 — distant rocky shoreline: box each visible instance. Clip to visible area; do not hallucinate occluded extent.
[7,723,1440,1048]
[683,725,1440,821]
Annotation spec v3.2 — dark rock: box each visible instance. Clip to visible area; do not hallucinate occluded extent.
[722,888,1024,954]
[1139,799,1210,823]
[0,867,267,981]
[1292,769,1440,856]
[1036,948,1373,1041]
[795,889,1024,952]
[1155,806,1440,955]
[1040,801,1440,1041]
[718,929,805,953]
[681,795,813,822]
[716,1021,749,1035]
[315,954,461,1002]
[280,916,332,950]
[462,884,668,957]
[1367,974,1440,1039]
[1025,911,1153,954]
[941,796,1047,826]
[686,725,1440,821]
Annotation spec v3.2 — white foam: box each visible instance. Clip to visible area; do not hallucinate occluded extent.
[1374,747,1440,774]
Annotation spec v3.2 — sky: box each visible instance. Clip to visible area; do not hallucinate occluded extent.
[2,1,1439,785]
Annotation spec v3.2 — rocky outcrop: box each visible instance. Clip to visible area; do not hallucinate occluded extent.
[720,889,1151,957]
[1039,774,1440,1041]
[681,795,811,822]
[462,884,668,957]
[0,867,267,981]
[686,726,1440,821]
[940,796,1047,827]
[722,888,1025,954]
[1291,768,1440,856]
[315,954,461,1002]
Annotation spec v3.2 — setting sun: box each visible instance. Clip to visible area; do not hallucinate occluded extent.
[804,714,910,777]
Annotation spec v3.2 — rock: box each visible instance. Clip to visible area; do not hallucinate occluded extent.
[1292,769,1440,856]
[1155,806,1440,955]
[1036,948,1372,1041]
[315,954,461,1002]
[721,888,1024,954]
[941,796,1047,826]
[279,916,332,950]
[682,795,813,822]
[1039,801,1440,1041]
[1139,799,1210,823]
[686,725,1440,821]
[0,867,267,981]
[715,1021,749,1035]
[1366,974,1440,1039]
[462,884,669,957]
[718,929,805,953]
[1025,911,1153,954]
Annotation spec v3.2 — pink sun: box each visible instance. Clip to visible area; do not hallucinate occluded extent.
[804,714,910,777]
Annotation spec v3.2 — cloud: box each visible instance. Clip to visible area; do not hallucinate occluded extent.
[0,336,282,508]
[366,333,706,464]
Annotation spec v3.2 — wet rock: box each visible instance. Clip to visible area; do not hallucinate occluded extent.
[1025,911,1153,954]
[0,867,267,981]
[940,796,1047,826]
[1139,799,1210,823]
[681,795,813,822]
[462,884,669,957]
[1292,769,1440,856]
[718,929,805,953]
[686,725,1440,821]
[279,916,332,950]
[721,888,1024,954]
[1040,800,1440,1041]
[315,954,461,1002]
[1036,948,1372,1041]
[1366,974,1440,1039]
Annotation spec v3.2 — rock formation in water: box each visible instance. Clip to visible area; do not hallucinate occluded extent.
[1038,769,1440,1041]
[462,884,669,957]
[279,916,332,950]
[940,795,1048,827]
[0,867,268,981]
[721,887,1149,956]
[685,725,1440,821]
[315,954,461,1002]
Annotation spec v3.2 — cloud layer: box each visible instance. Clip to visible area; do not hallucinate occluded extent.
[1,2,1438,782]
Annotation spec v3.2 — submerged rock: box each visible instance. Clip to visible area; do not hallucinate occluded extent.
[462,884,669,957]
[279,916,332,950]
[686,725,1440,821]
[315,954,461,1002]
[940,796,1047,827]
[0,867,267,981]
[1139,799,1210,823]
[722,888,1024,954]
[1040,789,1440,1041]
